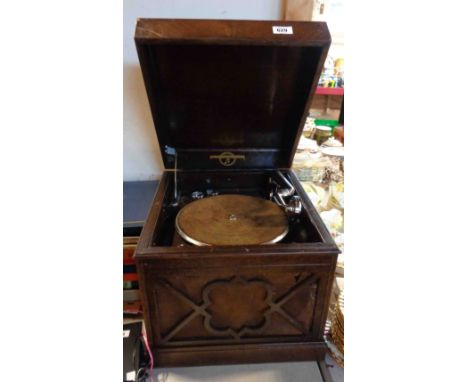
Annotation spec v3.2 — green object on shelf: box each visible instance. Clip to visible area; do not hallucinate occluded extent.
[315,119,339,127]
[314,119,339,133]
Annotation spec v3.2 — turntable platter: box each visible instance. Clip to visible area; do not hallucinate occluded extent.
[175,194,289,246]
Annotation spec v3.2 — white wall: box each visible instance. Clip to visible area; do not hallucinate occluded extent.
[123,0,284,181]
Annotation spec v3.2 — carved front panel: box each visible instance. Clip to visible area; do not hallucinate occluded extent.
[148,268,326,347]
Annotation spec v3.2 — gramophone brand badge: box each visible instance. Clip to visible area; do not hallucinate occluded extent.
[209,152,245,167]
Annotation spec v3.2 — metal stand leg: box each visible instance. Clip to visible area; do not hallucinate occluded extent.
[318,358,334,382]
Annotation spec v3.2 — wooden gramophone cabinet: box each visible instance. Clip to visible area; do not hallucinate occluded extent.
[133,19,339,377]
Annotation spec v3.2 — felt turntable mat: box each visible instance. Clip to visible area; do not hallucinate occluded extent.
[175,194,289,246]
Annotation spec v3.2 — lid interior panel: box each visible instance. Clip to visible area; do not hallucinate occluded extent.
[135,21,329,170]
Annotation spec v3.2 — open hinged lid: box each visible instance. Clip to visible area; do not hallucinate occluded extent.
[135,19,330,170]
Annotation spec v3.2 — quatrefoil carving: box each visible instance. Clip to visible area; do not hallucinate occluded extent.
[202,276,273,339]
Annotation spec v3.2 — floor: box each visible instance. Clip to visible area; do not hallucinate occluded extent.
[146,354,342,382]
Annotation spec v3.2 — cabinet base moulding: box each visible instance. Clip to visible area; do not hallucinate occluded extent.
[153,341,329,367]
